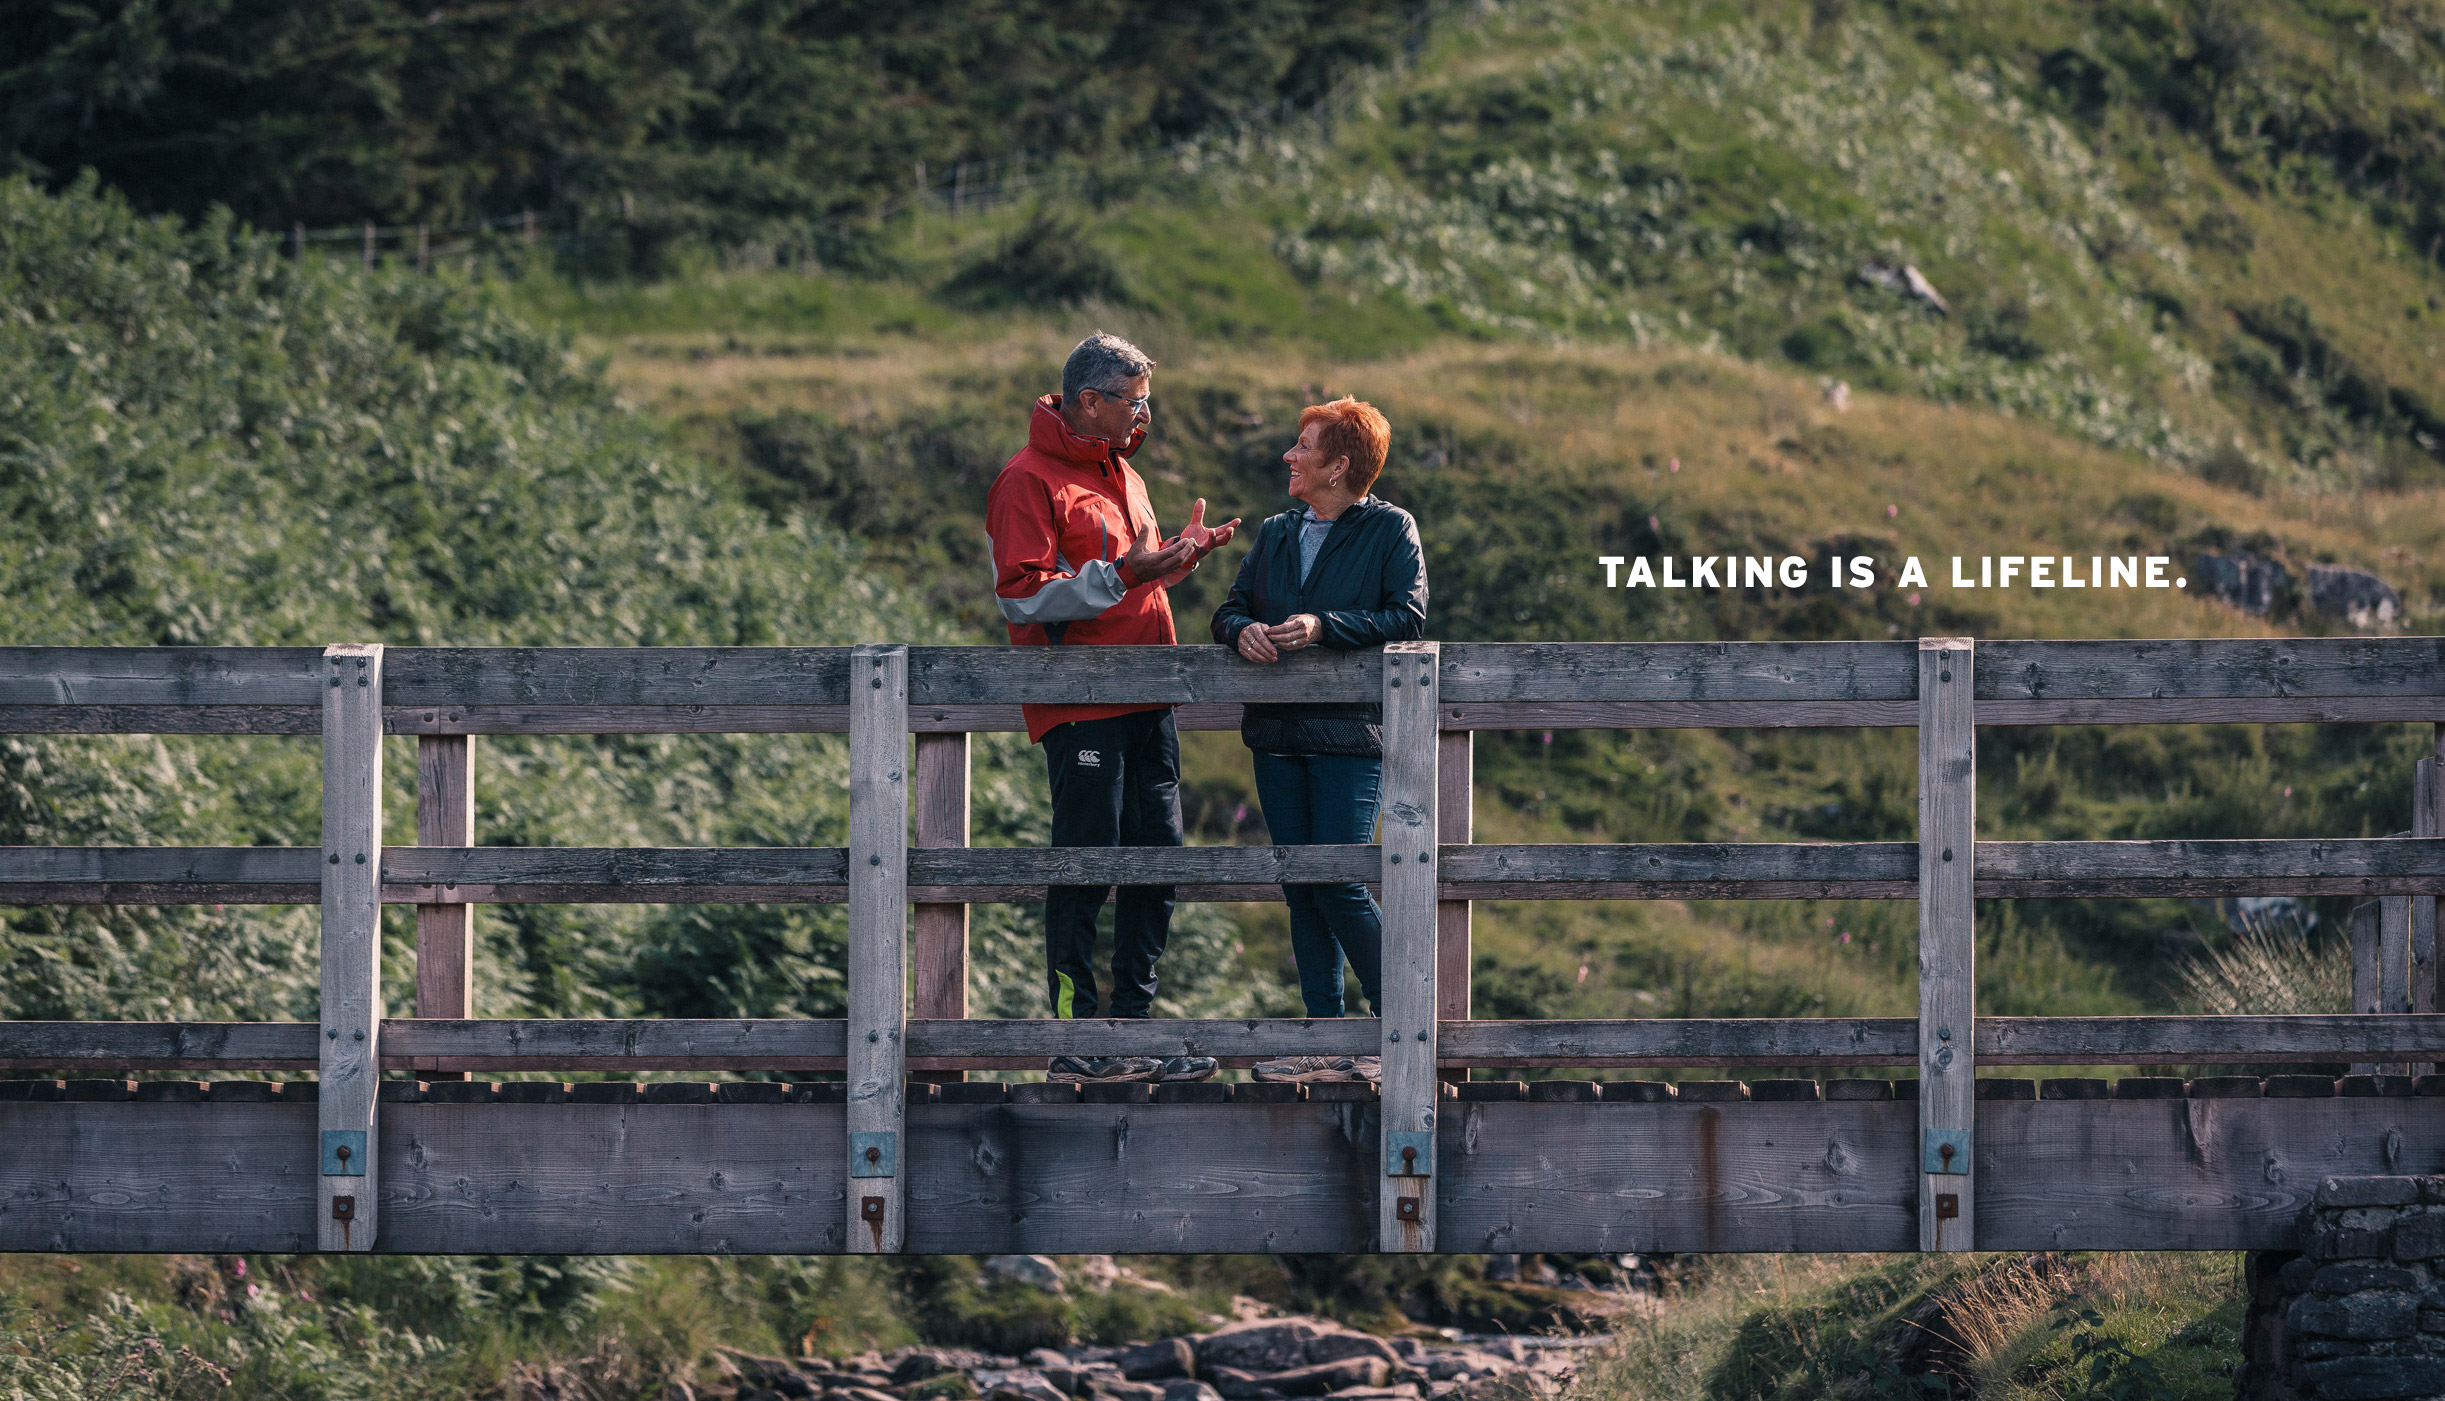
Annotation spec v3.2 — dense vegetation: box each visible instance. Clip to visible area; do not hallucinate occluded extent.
[2,0,1426,269]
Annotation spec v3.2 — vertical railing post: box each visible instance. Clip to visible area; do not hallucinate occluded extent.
[1379,641,1440,1251]
[319,643,384,1252]
[847,644,909,1253]
[1917,638,1975,1252]
[1436,730,1473,1087]
[416,736,476,1080]
[2413,745,2438,1029]
[2351,901,2387,1077]
[912,731,970,1084]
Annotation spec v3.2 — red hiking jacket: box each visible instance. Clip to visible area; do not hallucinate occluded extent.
[986,395,1179,742]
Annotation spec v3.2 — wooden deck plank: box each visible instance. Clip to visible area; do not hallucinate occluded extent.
[4,1098,2431,1254]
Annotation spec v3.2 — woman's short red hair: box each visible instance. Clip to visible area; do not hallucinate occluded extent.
[1298,396,1391,494]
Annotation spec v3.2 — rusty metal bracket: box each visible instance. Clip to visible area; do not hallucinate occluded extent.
[330,1195,356,1222]
[1386,1130,1433,1177]
[1395,1196,1422,1223]
[321,1129,367,1177]
[1922,1127,1970,1175]
[860,1195,886,1222]
[850,1130,896,1178]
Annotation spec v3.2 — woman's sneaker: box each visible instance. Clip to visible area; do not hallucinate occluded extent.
[1155,1055,1220,1083]
[1047,1055,1162,1083]
[1252,1055,1381,1083]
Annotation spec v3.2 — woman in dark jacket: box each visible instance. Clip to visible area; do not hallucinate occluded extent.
[1211,397,1428,1039]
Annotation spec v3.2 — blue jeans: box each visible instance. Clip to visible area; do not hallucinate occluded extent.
[1252,751,1384,1018]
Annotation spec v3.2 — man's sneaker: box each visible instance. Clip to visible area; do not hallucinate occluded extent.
[1047,1055,1161,1083]
[1154,1055,1220,1083]
[1251,1055,1380,1083]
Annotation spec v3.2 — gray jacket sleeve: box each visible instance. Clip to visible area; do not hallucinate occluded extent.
[990,522,1130,626]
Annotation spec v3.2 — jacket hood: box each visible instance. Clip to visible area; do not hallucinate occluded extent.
[1030,393,1146,467]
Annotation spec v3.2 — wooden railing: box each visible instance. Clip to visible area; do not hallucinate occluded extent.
[0,638,2439,1255]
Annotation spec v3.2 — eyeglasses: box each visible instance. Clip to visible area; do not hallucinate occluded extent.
[1087,386,1151,416]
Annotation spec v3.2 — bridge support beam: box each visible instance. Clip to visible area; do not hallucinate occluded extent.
[415,735,476,1081]
[912,731,969,1083]
[320,643,384,1251]
[848,644,909,1252]
[1437,730,1472,1087]
[1917,638,1974,1251]
[1380,641,1439,1250]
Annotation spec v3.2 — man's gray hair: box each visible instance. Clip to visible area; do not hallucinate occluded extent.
[1062,332,1156,402]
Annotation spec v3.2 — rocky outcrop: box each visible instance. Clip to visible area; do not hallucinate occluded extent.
[2307,565,2402,631]
[2239,1177,2445,1399]
[696,1317,1567,1401]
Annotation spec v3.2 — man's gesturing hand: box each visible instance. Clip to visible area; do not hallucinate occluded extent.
[1180,498,1240,554]
[1122,529,1197,585]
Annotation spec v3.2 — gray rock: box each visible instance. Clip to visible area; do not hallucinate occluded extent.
[1424,1355,1513,1383]
[2320,1177,2423,1209]
[2307,1221,2397,1261]
[1305,1336,1400,1370]
[2193,553,2287,616]
[1094,1384,1166,1401]
[1199,1323,1326,1375]
[1210,1361,1390,1398]
[2316,1264,2422,1296]
[2290,1292,2421,1341]
[896,1352,957,1385]
[2284,1256,2324,1292]
[1482,1256,1519,1283]
[1039,1367,1090,1396]
[2297,1354,2445,1399]
[1028,1351,1075,1371]
[2421,1177,2445,1205]
[1160,1382,1223,1401]
[1114,1341,1195,1381]
[991,1379,1073,1401]
[986,1257,1068,1292]
[2395,1213,2445,1261]
[2307,565,2401,632]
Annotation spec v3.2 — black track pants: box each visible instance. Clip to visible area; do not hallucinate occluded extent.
[1040,708,1183,1018]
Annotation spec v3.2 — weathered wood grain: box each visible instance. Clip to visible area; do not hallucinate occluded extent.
[383,647,852,707]
[18,1012,2445,1072]
[382,703,1248,735]
[912,731,970,1087]
[0,705,322,734]
[1379,642,1439,1250]
[0,1021,319,1070]
[1918,639,1976,1252]
[1977,637,2445,702]
[1435,700,1918,730]
[0,647,325,706]
[2418,758,2439,1037]
[1976,1014,2445,1064]
[1438,732,1473,1028]
[1977,1098,2445,1250]
[905,1102,1377,1254]
[1438,1019,1916,1067]
[415,737,476,1031]
[847,644,908,1252]
[1437,642,1919,704]
[1,836,2432,907]
[1441,1100,1916,1253]
[908,646,1377,705]
[0,1102,318,1251]
[380,1104,847,1254]
[2,1098,2440,1254]
[320,643,385,1251]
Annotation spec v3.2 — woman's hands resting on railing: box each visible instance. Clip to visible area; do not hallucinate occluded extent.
[1235,613,1323,663]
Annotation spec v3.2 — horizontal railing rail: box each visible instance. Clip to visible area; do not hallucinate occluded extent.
[0,640,2436,733]
[10,1013,2445,1072]
[2,838,2436,905]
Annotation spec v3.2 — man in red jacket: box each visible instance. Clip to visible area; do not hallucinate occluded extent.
[986,333,1237,1083]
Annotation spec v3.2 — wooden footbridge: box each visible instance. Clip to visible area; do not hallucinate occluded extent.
[1,637,2441,1258]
